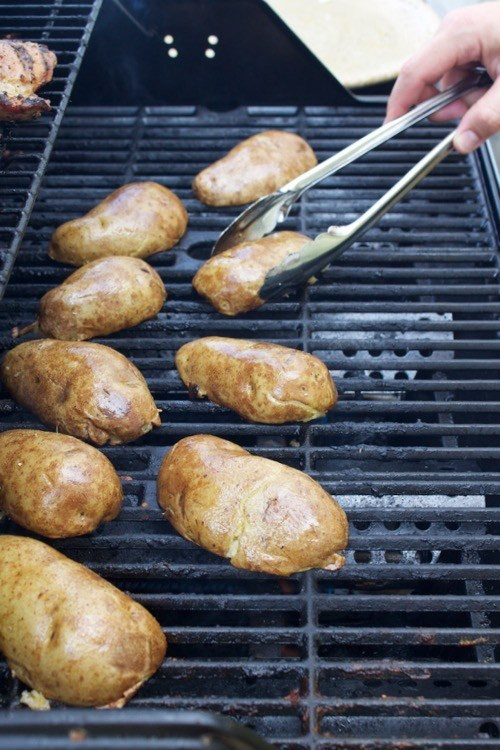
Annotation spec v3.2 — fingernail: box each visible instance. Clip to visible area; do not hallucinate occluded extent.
[454,130,480,154]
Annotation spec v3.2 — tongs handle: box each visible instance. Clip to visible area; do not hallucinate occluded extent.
[281,68,490,200]
[260,130,457,300]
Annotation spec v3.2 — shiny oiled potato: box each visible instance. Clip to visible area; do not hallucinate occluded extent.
[0,536,166,707]
[157,435,348,576]
[192,130,317,206]
[176,337,337,423]
[0,430,122,538]
[1,340,160,445]
[49,182,188,266]
[193,231,309,315]
[36,256,166,340]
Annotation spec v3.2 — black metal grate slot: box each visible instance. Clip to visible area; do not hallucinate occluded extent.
[0,0,103,295]
[0,104,499,748]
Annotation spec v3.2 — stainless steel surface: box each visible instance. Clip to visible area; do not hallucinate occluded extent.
[259,130,456,300]
[212,69,489,255]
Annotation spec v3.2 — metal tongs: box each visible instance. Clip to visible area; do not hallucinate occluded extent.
[212,68,491,301]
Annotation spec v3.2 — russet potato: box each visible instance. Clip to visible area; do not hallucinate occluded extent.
[193,130,317,206]
[36,256,166,340]
[1,340,160,445]
[49,182,187,266]
[157,435,348,576]
[176,337,337,423]
[193,231,309,315]
[0,536,166,707]
[0,430,122,537]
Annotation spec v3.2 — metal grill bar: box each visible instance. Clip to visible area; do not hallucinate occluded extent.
[0,104,499,748]
[0,0,103,294]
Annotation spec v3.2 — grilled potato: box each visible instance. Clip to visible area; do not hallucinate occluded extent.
[49,182,188,266]
[193,130,317,206]
[176,337,337,423]
[193,231,309,315]
[1,340,160,445]
[0,430,122,538]
[0,536,166,707]
[35,256,166,340]
[157,435,348,576]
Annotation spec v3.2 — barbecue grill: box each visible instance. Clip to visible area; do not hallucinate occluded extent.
[0,0,500,748]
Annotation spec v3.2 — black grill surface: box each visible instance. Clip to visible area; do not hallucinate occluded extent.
[0,105,499,748]
[0,0,102,294]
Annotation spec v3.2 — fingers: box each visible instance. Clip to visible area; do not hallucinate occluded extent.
[429,99,468,122]
[429,87,484,123]
[383,3,500,153]
[384,82,438,124]
[384,72,480,125]
[385,12,481,122]
[454,76,500,152]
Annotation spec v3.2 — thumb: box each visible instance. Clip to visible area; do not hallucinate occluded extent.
[454,77,500,154]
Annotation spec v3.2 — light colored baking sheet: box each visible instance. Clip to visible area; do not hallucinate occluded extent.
[264,0,440,88]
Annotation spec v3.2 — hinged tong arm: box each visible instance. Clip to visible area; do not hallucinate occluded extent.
[259,130,456,300]
[213,68,490,256]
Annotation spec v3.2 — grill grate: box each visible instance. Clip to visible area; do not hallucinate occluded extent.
[0,104,499,748]
[0,0,103,294]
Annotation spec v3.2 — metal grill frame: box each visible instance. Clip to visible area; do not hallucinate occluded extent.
[0,103,499,748]
[0,0,103,294]
[0,710,276,750]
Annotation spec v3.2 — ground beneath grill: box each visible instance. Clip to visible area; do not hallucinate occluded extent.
[0,105,499,748]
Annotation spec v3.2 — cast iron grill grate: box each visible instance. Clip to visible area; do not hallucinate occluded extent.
[0,105,499,748]
[0,0,103,294]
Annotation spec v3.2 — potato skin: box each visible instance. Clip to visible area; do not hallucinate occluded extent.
[49,182,188,266]
[193,231,309,315]
[38,256,167,340]
[0,536,166,707]
[1,340,160,445]
[0,430,123,538]
[193,131,317,206]
[157,435,348,576]
[176,337,337,423]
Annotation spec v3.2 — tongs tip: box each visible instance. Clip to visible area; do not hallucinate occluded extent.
[211,191,295,256]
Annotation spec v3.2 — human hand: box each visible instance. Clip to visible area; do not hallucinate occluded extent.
[385,1,500,153]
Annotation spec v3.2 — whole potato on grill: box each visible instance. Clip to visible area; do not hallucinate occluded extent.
[34,256,166,341]
[49,182,187,266]
[1,340,160,445]
[157,434,348,576]
[176,337,337,423]
[193,231,309,315]
[0,536,166,707]
[192,130,317,206]
[0,430,122,538]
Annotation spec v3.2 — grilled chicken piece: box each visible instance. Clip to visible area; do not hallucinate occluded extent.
[0,40,57,121]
